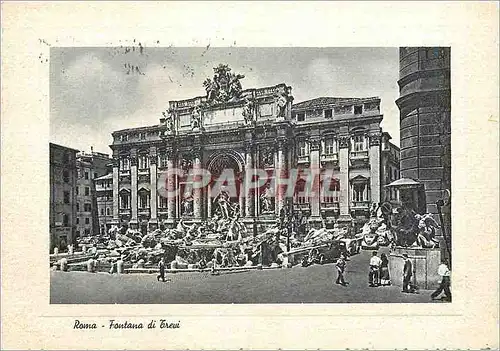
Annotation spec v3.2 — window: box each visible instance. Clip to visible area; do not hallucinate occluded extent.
[296,112,305,122]
[139,191,150,209]
[298,140,308,157]
[84,171,89,180]
[324,109,332,118]
[63,170,70,183]
[322,177,340,203]
[324,137,337,155]
[94,172,98,179]
[138,154,149,169]
[352,135,367,152]
[106,208,111,216]
[84,187,90,196]
[63,214,69,226]
[294,179,309,204]
[353,183,367,202]
[159,153,168,168]
[76,187,79,195]
[120,157,130,171]
[394,169,398,180]
[120,134,129,142]
[159,196,168,208]
[100,208,104,216]
[76,217,79,224]
[139,132,146,140]
[354,105,363,115]
[85,218,90,225]
[63,191,70,204]
[84,203,91,212]
[84,228,90,235]
[63,152,69,164]
[76,203,80,212]
[120,193,130,209]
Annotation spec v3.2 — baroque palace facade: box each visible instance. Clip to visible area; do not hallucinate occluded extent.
[110,65,399,233]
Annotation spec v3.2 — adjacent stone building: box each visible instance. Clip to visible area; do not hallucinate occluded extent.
[94,173,114,235]
[109,65,399,233]
[75,150,112,237]
[396,47,451,237]
[49,143,79,252]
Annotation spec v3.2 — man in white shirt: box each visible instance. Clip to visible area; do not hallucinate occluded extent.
[431,258,452,301]
[369,251,382,287]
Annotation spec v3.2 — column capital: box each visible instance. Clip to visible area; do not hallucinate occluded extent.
[130,156,138,167]
[149,154,157,165]
[309,138,321,151]
[245,141,256,154]
[338,136,350,149]
[164,146,176,159]
[369,132,382,146]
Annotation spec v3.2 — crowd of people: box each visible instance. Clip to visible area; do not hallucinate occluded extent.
[331,249,451,301]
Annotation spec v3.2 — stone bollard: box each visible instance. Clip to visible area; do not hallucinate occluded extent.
[59,258,68,271]
[86,258,93,272]
[116,259,124,274]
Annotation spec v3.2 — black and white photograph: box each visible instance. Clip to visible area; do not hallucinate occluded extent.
[2,2,498,350]
[49,46,452,304]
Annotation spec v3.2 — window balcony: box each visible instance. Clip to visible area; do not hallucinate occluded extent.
[321,153,339,167]
[293,202,310,212]
[297,155,310,164]
[138,208,151,216]
[119,169,130,177]
[351,201,370,210]
[119,208,131,215]
[350,150,369,160]
[138,168,150,175]
[321,201,340,211]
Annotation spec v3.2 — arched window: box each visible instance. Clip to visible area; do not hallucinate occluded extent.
[323,136,337,155]
[138,153,150,169]
[120,157,130,171]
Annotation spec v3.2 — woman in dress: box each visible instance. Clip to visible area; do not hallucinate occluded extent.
[379,253,391,286]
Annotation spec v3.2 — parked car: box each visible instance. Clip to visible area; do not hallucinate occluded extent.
[361,232,379,250]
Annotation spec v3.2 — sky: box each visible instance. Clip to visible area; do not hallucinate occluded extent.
[50,47,400,155]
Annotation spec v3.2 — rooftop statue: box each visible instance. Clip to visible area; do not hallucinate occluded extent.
[203,64,245,105]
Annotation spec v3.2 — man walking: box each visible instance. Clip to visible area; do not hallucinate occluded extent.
[157,257,166,282]
[335,253,347,286]
[369,251,382,287]
[431,258,452,301]
[402,253,413,293]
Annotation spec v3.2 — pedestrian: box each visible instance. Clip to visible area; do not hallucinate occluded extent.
[402,253,413,293]
[109,259,117,274]
[368,251,382,287]
[157,257,166,282]
[431,258,452,301]
[335,254,347,286]
[379,253,391,286]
